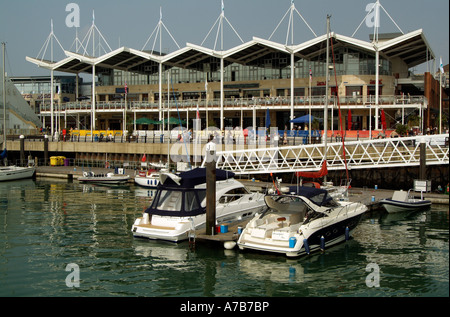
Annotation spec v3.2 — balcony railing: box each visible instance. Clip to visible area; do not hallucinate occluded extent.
[39,95,427,113]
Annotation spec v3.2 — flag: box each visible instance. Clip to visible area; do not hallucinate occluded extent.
[141,154,146,162]
[309,67,312,81]
[380,109,387,130]
[440,57,444,74]
[196,104,200,119]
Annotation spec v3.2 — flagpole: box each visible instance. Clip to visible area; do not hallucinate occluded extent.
[439,56,443,134]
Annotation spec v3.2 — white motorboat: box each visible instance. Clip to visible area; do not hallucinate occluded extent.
[131,168,266,242]
[237,186,367,257]
[134,170,161,188]
[78,171,130,185]
[380,190,431,213]
[0,165,35,182]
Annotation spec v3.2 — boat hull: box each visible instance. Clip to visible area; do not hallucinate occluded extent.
[237,200,367,257]
[380,199,431,213]
[134,175,160,188]
[79,175,130,185]
[0,166,35,182]
[132,204,265,243]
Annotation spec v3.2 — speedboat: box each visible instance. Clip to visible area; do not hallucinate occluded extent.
[78,171,130,185]
[0,165,35,182]
[131,168,266,242]
[237,186,367,257]
[380,189,431,213]
[134,170,161,188]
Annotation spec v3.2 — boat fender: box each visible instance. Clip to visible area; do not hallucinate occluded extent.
[303,239,310,255]
[345,227,350,241]
[320,236,325,251]
[224,241,236,250]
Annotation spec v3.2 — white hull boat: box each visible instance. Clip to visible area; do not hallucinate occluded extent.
[380,190,431,213]
[79,171,130,185]
[132,168,266,242]
[134,170,160,188]
[0,166,35,182]
[237,186,367,257]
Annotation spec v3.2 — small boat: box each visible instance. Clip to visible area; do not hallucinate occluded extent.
[134,169,161,188]
[380,189,431,213]
[132,168,266,242]
[0,165,35,182]
[78,171,130,185]
[237,186,367,257]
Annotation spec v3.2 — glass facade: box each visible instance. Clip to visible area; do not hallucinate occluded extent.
[110,46,392,87]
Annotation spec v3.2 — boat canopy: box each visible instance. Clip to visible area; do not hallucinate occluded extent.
[161,168,235,188]
[145,167,235,217]
[286,186,337,207]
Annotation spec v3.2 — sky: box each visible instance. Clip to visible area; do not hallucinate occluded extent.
[0,0,448,77]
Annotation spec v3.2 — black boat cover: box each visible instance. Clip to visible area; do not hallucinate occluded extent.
[286,186,335,207]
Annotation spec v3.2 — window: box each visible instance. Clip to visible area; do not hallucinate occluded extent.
[184,191,200,212]
[219,187,250,204]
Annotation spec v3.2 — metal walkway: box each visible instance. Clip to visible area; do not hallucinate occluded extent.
[203,134,449,175]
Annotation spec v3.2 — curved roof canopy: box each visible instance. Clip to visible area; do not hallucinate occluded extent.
[26,29,435,76]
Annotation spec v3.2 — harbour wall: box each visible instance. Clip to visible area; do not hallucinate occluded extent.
[5,139,449,191]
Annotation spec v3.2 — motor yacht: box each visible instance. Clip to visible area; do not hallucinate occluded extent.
[132,168,266,242]
[237,186,367,257]
[134,170,161,188]
[78,171,130,185]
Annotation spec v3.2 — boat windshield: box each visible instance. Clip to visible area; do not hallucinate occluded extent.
[147,188,206,217]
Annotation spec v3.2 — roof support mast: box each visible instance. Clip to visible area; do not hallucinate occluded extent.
[142,7,180,133]
[352,0,404,133]
[269,0,317,130]
[201,0,243,131]
[35,19,65,138]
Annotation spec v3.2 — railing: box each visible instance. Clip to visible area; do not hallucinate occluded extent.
[39,95,427,113]
[204,134,449,175]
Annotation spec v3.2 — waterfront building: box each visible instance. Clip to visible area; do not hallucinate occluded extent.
[24,3,448,137]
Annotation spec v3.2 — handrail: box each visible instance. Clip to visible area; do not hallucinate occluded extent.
[203,134,449,175]
[39,94,427,113]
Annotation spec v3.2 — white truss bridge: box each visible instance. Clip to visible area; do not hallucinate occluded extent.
[202,134,449,175]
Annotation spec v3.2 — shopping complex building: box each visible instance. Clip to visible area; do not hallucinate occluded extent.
[21,2,449,138]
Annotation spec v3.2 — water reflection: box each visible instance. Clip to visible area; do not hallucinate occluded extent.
[0,179,448,297]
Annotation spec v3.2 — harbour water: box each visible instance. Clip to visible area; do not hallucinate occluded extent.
[0,178,448,298]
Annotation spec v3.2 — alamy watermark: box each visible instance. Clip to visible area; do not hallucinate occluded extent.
[365,3,380,28]
[65,263,80,288]
[365,263,380,288]
[65,3,80,28]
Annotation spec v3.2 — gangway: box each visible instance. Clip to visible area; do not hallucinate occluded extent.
[202,134,449,175]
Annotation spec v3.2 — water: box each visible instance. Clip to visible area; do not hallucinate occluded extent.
[0,179,448,298]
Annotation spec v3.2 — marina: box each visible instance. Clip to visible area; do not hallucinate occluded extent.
[0,0,449,300]
[0,178,448,297]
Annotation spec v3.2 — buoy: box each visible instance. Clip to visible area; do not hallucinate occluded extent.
[224,241,236,250]
[345,227,350,241]
[303,239,310,255]
[320,236,325,251]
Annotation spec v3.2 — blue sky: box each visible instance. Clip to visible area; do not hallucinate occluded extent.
[1,0,448,76]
